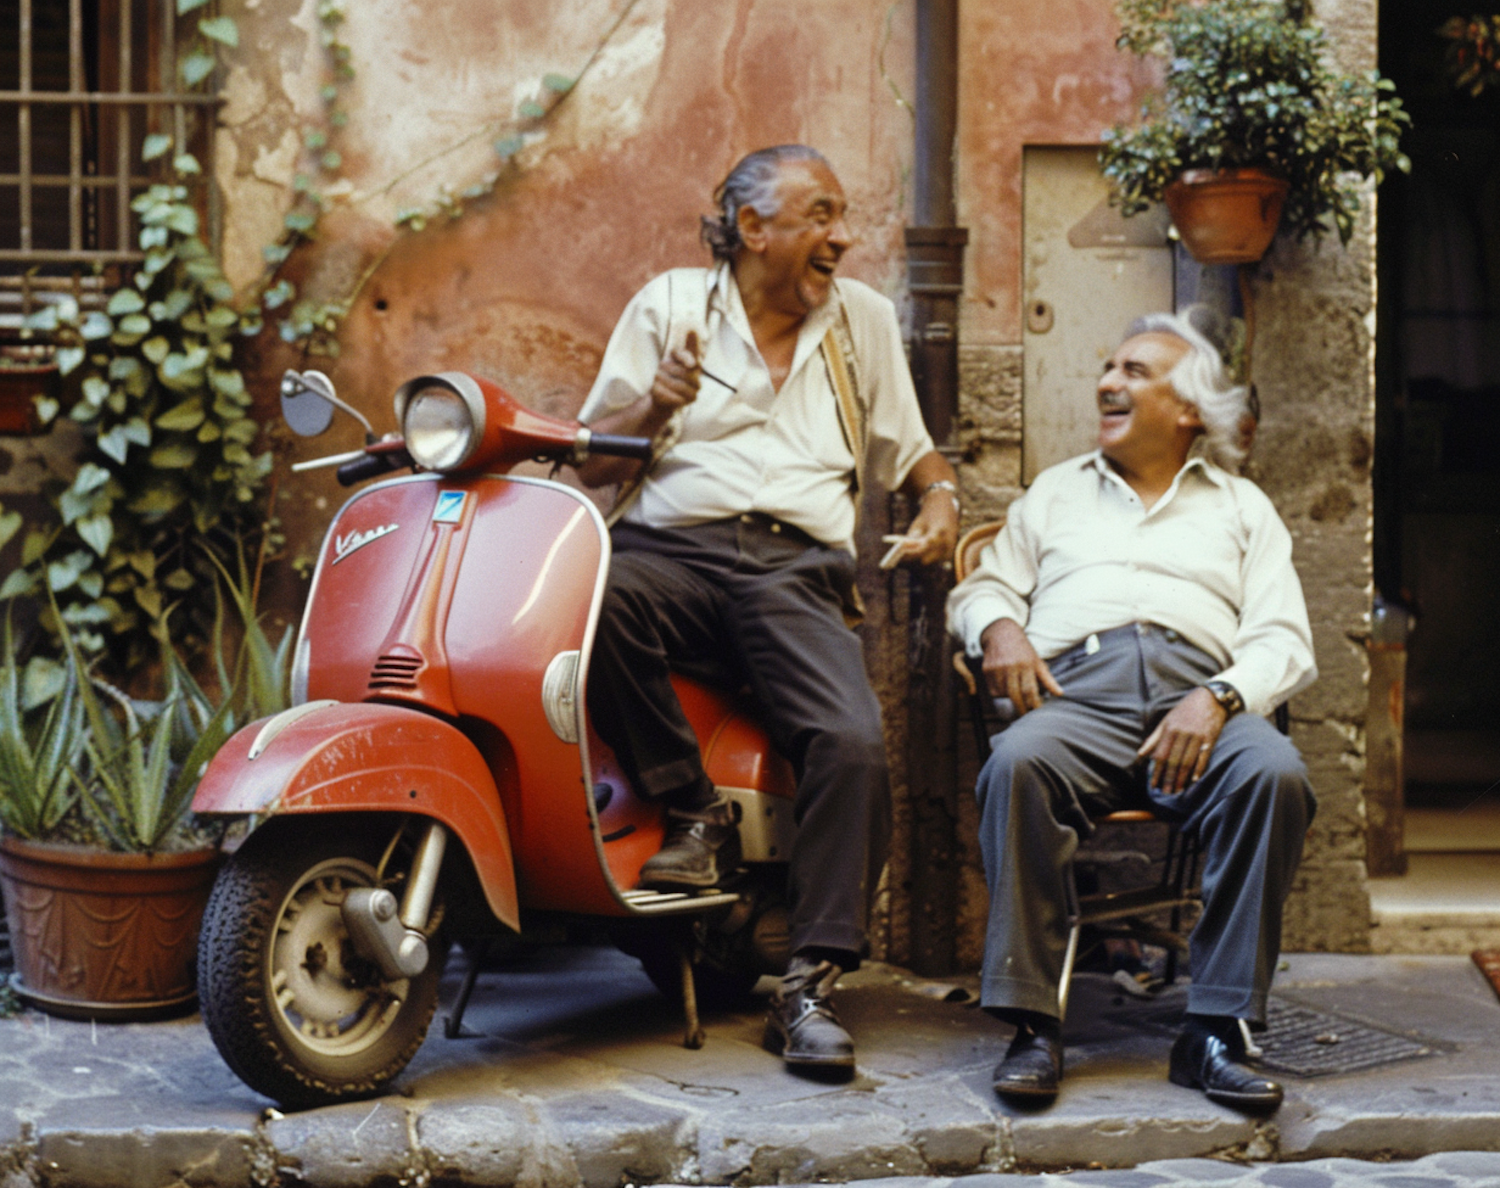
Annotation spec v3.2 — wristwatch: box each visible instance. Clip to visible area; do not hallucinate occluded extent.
[1204,679,1245,717]
[922,479,961,514]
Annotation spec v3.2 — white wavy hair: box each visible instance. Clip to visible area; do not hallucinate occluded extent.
[1127,310,1249,473]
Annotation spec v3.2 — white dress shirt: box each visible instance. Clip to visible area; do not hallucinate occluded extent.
[946,451,1317,716]
[579,264,935,552]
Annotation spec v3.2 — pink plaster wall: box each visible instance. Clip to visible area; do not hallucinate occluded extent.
[957,0,1154,346]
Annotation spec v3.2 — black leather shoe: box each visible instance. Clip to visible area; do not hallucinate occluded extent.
[638,800,741,890]
[1169,1025,1283,1111]
[763,959,855,1076]
[992,1021,1064,1103]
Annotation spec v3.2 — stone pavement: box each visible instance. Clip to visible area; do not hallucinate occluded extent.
[1,948,1498,1187]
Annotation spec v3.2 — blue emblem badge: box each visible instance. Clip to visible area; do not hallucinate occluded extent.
[432,491,466,524]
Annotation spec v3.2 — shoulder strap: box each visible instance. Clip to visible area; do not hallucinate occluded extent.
[603,269,705,528]
[821,289,868,495]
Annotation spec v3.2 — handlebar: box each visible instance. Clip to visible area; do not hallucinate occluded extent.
[337,445,414,486]
[580,432,655,461]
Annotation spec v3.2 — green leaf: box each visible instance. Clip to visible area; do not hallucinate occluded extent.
[163,568,195,591]
[173,153,202,176]
[518,101,546,120]
[142,133,174,162]
[98,426,131,465]
[198,15,239,45]
[77,513,114,557]
[0,570,36,600]
[0,510,20,554]
[164,205,199,235]
[209,369,246,397]
[284,211,316,234]
[155,399,206,431]
[142,336,171,365]
[47,556,87,593]
[56,347,85,375]
[180,51,217,87]
[320,150,342,171]
[134,583,164,620]
[107,289,146,316]
[149,441,199,469]
[125,481,185,516]
[493,136,524,160]
[80,312,113,339]
[543,73,575,93]
[34,396,60,425]
[74,462,113,496]
[82,376,111,407]
[177,0,211,13]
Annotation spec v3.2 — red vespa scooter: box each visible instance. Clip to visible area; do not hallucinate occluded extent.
[193,369,798,1109]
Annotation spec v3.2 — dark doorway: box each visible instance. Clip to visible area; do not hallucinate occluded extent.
[1376,5,1500,847]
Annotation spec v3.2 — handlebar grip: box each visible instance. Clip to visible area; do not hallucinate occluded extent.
[584,433,655,461]
[336,448,413,486]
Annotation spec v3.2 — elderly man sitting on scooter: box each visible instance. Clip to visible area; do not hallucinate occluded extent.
[946,312,1317,1112]
[576,145,958,1076]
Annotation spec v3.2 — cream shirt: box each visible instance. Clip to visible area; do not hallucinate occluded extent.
[579,264,935,552]
[946,452,1316,717]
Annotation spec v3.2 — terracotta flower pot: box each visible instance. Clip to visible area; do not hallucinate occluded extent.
[0,836,221,1020]
[1163,167,1290,265]
[0,363,56,434]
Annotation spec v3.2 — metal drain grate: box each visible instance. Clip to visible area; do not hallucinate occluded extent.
[1252,997,1451,1079]
[1100,989,1452,1079]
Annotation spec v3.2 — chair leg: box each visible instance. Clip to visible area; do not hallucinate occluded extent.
[1058,860,1082,1020]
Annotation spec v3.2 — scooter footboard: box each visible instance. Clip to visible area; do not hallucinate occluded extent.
[193,701,519,931]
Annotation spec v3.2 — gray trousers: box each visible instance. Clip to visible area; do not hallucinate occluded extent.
[588,517,891,963]
[975,623,1314,1025]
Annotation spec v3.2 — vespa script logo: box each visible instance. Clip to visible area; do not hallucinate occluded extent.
[331,522,399,565]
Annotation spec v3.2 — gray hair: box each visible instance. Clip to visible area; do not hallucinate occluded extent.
[1127,309,1249,473]
[700,145,831,262]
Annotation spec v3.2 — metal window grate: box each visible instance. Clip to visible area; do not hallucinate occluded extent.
[0,0,220,329]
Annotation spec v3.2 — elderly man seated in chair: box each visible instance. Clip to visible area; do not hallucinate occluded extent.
[946,312,1317,1113]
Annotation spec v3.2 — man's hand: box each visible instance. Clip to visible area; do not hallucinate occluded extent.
[894,486,960,566]
[650,330,701,416]
[980,618,1064,716]
[1137,687,1228,794]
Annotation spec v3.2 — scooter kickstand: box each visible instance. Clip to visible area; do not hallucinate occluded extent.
[444,940,488,1039]
[679,944,706,1050]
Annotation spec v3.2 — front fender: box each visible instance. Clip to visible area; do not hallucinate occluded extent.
[194,701,518,932]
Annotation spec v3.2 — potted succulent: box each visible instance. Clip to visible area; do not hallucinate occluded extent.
[1099,0,1411,263]
[0,566,289,1020]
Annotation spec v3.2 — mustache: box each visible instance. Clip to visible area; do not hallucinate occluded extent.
[1098,395,1132,412]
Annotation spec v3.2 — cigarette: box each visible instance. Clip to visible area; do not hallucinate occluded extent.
[879,535,915,569]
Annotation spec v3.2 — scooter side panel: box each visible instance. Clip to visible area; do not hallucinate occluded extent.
[442,480,625,914]
[193,702,519,932]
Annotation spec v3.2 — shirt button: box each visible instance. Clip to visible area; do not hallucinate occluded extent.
[770,522,781,533]
[1165,629,1179,643]
[740,514,753,524]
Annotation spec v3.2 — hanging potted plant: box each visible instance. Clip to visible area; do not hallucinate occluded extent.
[1099,0,1411,264]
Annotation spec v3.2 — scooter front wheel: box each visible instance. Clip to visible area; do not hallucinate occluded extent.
[197,820,447,1109]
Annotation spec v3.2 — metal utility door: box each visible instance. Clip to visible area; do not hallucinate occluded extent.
[1022,147,1174,482]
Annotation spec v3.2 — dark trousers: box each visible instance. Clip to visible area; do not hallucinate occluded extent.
[975,623,1315,1024]
[588,517,892,962]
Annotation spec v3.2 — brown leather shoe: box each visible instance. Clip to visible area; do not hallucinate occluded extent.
[638,800,741,890]
[992,1021,1064,1103]
[763,958,855,1076]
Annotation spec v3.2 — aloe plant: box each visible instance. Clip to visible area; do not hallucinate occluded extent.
[204,543,293,727]
[57,607,234,853]
[0,616,86,840]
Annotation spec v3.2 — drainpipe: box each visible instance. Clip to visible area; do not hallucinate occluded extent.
[904,0,967,977]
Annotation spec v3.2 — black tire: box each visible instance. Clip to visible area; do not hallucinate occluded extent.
[197,820,447,1109]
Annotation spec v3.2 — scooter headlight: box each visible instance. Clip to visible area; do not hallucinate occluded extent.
[394,375,486,472]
